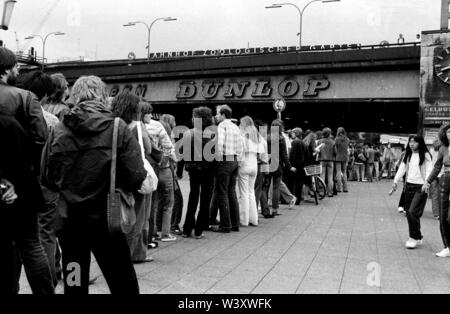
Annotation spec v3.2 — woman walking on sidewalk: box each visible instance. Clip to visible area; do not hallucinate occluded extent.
[391,135,432,250]
[423,125,450,258]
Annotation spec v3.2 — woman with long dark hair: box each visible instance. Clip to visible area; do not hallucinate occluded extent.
[424,124,450,257]
[391,135,432,250]
[111,90,154,263]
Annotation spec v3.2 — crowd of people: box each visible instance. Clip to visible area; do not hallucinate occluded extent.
[0,45,448,295]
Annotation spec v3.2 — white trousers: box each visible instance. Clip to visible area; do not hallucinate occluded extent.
[238,163,258,226]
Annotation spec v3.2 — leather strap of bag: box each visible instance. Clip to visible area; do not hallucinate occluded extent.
[110,118,119,194]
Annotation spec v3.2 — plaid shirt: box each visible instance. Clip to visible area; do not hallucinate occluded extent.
[217,119,244,158]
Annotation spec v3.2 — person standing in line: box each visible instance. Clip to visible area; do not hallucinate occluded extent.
[143,106,177,243]
[156,114,178,242]
[354,145,366,182]
[211,105,244,233]
[160,114,184,236]
[266,119,297,215]
[334,127,350,193]
[423,125,450,257]
[111,90,154,263]
[391,135,432,250]
[42,76,146,294]
[318,128,336,197]
[237,116,261,226]
[0,114,54,295]
[181,107,215,238]
[365,144,375,182]
[16,71,61,288]
[289,128,309,206]
[373,145,381,182]
[253,120,272,219]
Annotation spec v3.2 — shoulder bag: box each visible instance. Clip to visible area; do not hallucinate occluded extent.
[137,122,158,194]
[107,118,136,235]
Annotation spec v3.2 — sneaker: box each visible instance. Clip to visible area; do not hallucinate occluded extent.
[405,238,422,249]
[289,196,297,209]
[434,216,440,220]
[194,234,205,239]
[161,234,177,242]
[436,248,450,258]
[398,207,406,214]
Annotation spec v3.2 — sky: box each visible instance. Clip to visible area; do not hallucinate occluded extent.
[0,0,443,62]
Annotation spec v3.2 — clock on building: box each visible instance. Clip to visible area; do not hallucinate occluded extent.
[435,47,450,84]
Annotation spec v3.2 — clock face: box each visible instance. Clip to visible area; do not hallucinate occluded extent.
[435,47,450,85]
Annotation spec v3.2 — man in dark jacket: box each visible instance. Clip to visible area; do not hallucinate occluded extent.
[0,48,48,172]
[0,115,54,295]
[289,128,309,205]
[42,76,146,294]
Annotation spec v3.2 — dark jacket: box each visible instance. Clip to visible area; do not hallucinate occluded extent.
[335,136,350,162]
[181,128,215,172]
[0,82,48,172]
[318,138,336,162]
[290,139,309,176]
[0,115,45,216]
[267,133,291,175]
[0,81,48,147]
[41,101,146,210]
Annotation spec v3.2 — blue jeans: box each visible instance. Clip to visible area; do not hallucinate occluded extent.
[320,161,334,196]
[0,205,54,295]
[215,161,240,230]
[156,167,175,237]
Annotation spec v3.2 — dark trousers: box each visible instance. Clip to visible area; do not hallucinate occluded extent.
[184,168,214,236]
[266,172,282,211]
[292,174,305,205]
[215,161,240,230]
[0,207,54,295]
[439,174,450,248]
[61,207,139,295]
[39,186,59,287]
[255,170,270,216]
[171,179,183,231]
[404,183,428,241]
[209,178,219,225]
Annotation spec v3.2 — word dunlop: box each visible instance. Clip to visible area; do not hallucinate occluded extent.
[176,78,330,100]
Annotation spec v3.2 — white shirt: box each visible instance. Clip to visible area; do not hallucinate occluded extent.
[394,152,433,185]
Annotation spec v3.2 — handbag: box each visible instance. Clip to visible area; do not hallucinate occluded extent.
[137,122,158,194]
[107,118,136,235]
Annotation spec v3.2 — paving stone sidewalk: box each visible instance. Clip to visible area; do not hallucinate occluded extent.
[20,180,450,294]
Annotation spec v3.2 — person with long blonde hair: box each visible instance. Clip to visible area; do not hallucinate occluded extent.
[238,116,261,226]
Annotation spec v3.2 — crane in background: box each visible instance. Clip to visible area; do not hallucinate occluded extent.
[21,0,61,53]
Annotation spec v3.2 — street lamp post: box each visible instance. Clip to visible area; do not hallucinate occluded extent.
[25,32,65,70]
[266,0,340,48]
[1,0,16,31]
[124,17,177,61]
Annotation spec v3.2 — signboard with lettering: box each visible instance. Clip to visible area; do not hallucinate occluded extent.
[147,44,362,60]
[106,71,419,103]
[420,32,450,128]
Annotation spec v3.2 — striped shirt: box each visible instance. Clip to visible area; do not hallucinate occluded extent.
[217,119,244,158]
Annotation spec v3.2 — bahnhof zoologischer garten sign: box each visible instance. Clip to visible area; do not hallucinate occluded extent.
[146,44,362,59]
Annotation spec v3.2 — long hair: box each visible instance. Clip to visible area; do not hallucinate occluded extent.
[438,123,450,147]
[48,73,69,104]
[240,116,259,143]
[160,114,176,131]
[111,90,142,124]
[303,132,317,151]
[403,134,430,166]
[336,127,346,138]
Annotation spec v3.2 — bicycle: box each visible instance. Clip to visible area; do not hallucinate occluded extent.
[304,164,327,205]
